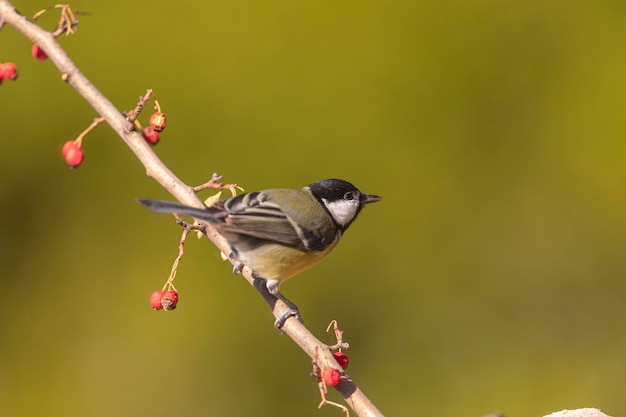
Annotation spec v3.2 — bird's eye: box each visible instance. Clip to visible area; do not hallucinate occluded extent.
[344,192,354,200]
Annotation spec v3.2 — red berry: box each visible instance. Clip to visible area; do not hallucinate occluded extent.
[142,126,160,145]
[333,352,349,370]
[32,44,48,61]
[0,62,18,80]
[322,368,342,387]
[61,141,84,167]
[150,290,165,310]
[161,290,178,311]
[149,112,167,132]
[61,141,74,155]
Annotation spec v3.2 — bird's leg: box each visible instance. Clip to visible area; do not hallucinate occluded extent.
[266,279,303,328]
[273,291,302,329]
[228,251,244,275]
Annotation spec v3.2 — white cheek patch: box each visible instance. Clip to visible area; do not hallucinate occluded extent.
[323,198,360,227]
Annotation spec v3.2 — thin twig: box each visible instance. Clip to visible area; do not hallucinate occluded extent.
[193,173,243,196]
[125,89,154,125]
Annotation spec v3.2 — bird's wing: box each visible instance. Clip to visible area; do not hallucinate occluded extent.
[218,192,315,251]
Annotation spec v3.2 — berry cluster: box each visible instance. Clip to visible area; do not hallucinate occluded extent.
[125,90,169,146]
[57,90,169,168]
[14,11,168,167]
[142,111,167,145]
[310,320,353,417]
[318,352,350,388]
[62,140,84,168]
[150,289,179,311]
[322,352,349,387]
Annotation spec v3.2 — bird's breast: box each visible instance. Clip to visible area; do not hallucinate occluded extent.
[234,240,338,283]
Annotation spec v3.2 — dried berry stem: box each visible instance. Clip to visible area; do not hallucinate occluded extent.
[161,218,206,292]
[319,398,350,417]
[33,4,80,37]
[194,173,243,197]
[153,99,162,113]
[74,116,104,146]
[326,320,350,351]
[161,228,186,291]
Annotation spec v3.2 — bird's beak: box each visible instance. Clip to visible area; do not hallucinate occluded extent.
[361,193,382,205]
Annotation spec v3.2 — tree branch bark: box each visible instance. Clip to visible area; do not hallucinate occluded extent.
[0,2,383,416]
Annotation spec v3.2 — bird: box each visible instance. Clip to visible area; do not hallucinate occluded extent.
[137,178,381,327]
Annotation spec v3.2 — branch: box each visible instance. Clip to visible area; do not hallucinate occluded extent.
[0,2,383,416]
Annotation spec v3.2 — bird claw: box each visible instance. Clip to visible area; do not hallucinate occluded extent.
[274,307,303,329]
[232,262,243,275]
[228,251,243,275]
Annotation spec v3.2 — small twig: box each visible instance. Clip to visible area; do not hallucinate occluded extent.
[326,320,350,351]
[32,5,52,20]
[125,89,154,125]
[194,173,243,197]
[58,4,77,35]
[51,18,78,37]
[160,217,207,291]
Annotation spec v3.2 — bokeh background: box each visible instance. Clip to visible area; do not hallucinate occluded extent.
[2,1,626,416]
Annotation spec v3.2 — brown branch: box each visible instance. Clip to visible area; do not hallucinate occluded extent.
[0,2,383,416]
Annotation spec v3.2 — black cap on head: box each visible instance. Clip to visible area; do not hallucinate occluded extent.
[308,178,359,202]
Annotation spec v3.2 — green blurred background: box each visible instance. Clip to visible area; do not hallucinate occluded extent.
[2,1,626,416]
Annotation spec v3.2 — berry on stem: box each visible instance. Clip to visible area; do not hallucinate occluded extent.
[333,352,349,370]
[161,290,178,310]
[32,44,48,61]
[142,126,160,145]
[149,112,167,132]
[150,290,165,310]
[322,368,342,387]
[61,140,84,167]
[0,62,18,80]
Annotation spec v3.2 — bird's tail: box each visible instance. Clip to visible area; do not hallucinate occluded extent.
[137,199,222,222]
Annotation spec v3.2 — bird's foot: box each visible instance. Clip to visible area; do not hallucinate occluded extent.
[273,291,304,329]
[274,307,303,329]
[232,262,243,275]
[228,251,244,275]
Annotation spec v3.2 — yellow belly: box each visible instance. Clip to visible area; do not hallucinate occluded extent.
[236,241,337,285]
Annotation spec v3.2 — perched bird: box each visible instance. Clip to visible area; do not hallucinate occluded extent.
[138,178,381,327]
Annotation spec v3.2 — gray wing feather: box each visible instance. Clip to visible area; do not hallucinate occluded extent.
[138,192,321,251]
[220,192,309,250]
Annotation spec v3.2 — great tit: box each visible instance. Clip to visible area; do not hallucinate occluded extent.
[138,178,381,327]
